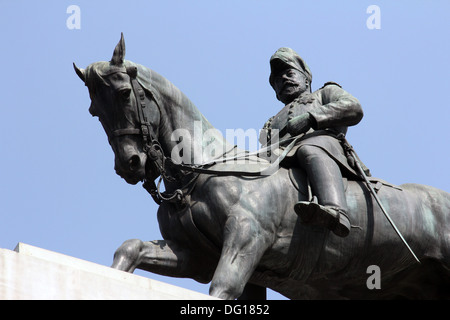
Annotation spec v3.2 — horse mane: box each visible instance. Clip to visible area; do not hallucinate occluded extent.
[132,61,238,163]
[130,61,211,128]
[131,62,269,168]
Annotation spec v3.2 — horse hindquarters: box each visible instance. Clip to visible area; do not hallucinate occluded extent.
[280,182,450,299]
[400,183,450,263]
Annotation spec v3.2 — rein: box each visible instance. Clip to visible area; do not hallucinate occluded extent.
[143,134,302,206]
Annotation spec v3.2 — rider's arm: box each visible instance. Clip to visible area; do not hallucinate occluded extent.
[309,83,363,130]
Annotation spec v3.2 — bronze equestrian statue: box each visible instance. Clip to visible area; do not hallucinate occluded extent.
[74,34,450,299]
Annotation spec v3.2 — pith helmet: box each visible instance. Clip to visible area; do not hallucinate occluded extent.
[269,47,312,87]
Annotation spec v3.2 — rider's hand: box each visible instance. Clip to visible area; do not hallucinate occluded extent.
[287,113,313,136]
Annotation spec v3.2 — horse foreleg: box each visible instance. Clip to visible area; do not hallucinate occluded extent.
[209,214,271,300]
[111,239,197,280]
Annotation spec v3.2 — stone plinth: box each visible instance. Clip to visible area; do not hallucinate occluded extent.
[0,243,216,300]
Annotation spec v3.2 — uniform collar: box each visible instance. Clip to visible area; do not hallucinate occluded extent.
[291,92,315,105]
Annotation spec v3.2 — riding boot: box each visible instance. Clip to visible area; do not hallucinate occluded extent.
[294,145,351,237]
[295,199,351,237]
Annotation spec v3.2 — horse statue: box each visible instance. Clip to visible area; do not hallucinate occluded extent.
[74,34,450,299]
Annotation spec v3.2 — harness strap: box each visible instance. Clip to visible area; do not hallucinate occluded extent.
[112,128,141,137]
[167,134,304,177]
[143,134,305,205]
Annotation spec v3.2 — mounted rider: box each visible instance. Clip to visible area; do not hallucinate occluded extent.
[262,47,370,237]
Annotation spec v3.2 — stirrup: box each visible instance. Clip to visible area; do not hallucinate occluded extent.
[332,210,351,238]
[294,201,350,237]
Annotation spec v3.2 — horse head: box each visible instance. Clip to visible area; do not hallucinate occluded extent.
[74,33,161,185]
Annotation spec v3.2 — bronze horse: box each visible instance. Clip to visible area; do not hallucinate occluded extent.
[74,35,450,299]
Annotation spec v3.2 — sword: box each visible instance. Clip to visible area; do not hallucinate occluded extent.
[346,144,421,264]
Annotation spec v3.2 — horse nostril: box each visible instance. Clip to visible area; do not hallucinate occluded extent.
[128,155,141,172]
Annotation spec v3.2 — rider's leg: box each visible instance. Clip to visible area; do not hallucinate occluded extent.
[294,144,350,237]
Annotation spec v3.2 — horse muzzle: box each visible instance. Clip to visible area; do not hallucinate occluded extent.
[115,152,147,185]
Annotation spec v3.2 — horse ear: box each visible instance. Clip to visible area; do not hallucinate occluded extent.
[111,32,126,65]
[73,62,86,82]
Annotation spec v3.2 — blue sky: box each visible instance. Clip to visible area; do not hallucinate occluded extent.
[1,1,449,299]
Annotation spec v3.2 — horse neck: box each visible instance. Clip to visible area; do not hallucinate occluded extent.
[149,71,234,167]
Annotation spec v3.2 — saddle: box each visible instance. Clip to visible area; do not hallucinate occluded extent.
[288,166,402,200]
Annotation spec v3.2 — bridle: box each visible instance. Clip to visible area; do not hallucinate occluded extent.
[117,66,162,161]
[105,65,174,205]
[108,65,162,160]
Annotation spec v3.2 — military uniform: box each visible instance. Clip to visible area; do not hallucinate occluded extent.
[263,81,364,180]
[263,47,366,237]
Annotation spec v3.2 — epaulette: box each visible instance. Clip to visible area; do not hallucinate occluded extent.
[262,116,275,129]
[321,81,342,89]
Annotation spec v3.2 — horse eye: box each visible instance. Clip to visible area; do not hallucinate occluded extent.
[118,88,131,100]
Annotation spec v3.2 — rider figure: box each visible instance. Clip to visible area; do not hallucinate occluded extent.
[263,47,368,237]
